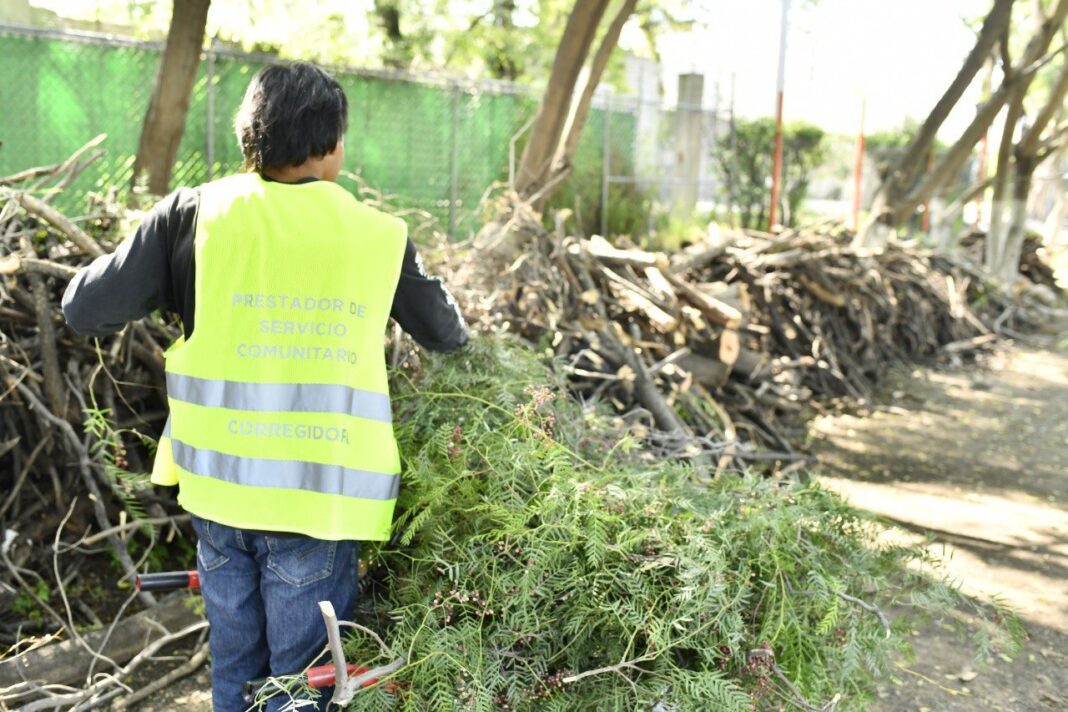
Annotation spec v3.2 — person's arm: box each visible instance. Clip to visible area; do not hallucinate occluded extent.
[390,238,468,351]
[62,189,194,337]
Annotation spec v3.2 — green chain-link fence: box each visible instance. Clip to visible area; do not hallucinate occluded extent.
[0,25,637,238]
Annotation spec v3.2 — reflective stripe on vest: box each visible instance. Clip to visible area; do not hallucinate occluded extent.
[171,438,400,500]
[167,373,392,423]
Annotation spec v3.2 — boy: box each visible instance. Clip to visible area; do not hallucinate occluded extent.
[63,61,467,711]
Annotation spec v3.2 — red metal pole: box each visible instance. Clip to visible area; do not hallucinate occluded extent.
[769,0,790,232]
[852,97,866,232]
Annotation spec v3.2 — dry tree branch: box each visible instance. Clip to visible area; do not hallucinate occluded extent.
[111,641,209,711]
[836,591,891,638]
[10,380,154,607]
[14,621,208,712]
[13,192,106,258]
[61,514,191,550]
[561,654,654,685]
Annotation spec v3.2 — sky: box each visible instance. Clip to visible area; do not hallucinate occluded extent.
[647,0,994,138]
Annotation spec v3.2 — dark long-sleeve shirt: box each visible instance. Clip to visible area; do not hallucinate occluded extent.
[62,183,468,351]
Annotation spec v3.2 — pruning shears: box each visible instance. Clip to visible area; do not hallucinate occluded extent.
[134,571,394,705]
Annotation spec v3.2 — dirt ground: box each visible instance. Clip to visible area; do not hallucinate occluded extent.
[809,345,1068,712]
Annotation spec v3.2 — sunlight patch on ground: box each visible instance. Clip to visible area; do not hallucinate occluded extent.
[818,475,1068,630]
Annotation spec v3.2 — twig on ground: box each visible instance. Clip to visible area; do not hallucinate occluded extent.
[111,640,210,710]
[13,621,208,712]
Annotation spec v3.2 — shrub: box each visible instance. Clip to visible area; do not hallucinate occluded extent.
[715,119,828,229]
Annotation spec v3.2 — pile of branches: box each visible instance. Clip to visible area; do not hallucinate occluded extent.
[958,224,1067,294]
[454,200,1022,465]
[0,143,203,710]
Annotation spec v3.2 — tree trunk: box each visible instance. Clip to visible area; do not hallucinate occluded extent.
[0,594,201,691]
[861,0,1068,250]
[549,0,638,190]
[131,0,211,197]
[895,0,1015,193]
[514,0,611,200]
[997,56,1068,278]
[996,153,1035,282]
[986,83,1026,271]
[857,0,1015,247]
[1042,145,1067,241]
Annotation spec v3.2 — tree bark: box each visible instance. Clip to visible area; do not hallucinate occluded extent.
[131,0,211,197]
[997,57,1068,279]
[997,153,1035,281]
[986,82,1027,270]
[549,0,638,189]
[514,0,611,200]
[1042,144,1067,240]
[858,0,1015,246]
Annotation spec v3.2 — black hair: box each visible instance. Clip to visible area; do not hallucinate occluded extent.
[234,61,348,173]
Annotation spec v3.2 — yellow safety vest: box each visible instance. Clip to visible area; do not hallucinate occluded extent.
[150,173,407,541]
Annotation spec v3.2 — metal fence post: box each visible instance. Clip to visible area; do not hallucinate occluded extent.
[448,82,460,240]
[601,89,611,238]
[205,39,215,181]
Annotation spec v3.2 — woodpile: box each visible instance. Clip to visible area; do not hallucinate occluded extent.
[454,201,1018,466]
[958,228,1065,294]
[1,140,179,626]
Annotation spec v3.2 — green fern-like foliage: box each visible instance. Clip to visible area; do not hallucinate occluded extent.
[297,336,1016,711]
[84,405,153,524]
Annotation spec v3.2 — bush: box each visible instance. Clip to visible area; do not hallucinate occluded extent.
[270,337,1016,711]
[716,119,828,229]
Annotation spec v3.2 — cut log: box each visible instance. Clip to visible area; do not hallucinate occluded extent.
[642,266,678,303]
[585,234,663,268]
[668,224,735,274]
[732,348,767,381]
[797,274,846,307]
[0,253,80,280]
[599,266,678,332]
[601,328,690,435]
[695,281,743,309]
[665,273,743,329]
[15,192,106,258]
[676,352,731,388]
[716,328,741,368]
[0,593,203,693]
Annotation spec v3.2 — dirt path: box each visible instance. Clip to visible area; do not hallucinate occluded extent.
[809,345,1068,712]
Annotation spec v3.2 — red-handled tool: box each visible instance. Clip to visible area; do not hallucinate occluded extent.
[135,570,200,592]
[242,663,387,703]
[133,571,403,703]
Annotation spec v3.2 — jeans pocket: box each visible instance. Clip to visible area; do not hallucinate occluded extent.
[265,535,338,587]
[192,519,231,572]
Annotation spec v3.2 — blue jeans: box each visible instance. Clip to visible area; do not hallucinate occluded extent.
[190,515,360,712]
